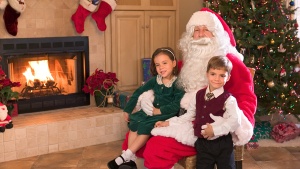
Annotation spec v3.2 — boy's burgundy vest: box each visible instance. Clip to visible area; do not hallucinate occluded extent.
[193,88,231,138]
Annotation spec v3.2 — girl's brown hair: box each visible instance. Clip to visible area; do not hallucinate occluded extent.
[150,47,179,76]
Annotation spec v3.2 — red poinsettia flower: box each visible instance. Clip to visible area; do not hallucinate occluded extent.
[82,69,119,95]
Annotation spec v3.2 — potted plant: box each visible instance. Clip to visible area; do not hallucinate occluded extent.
[82,69,119,107]
[0,68,21,116]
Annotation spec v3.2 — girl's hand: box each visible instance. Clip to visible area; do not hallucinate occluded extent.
[123,112,129,122]
[153,107,161,115]
[155,121,169,127]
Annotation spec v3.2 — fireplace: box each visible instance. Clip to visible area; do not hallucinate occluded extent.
[0,36,90,114]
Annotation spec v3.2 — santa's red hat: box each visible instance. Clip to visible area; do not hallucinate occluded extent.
[186,8,244,60]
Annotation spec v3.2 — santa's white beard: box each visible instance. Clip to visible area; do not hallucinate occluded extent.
[0,106,7,121]
[177,38,220,93]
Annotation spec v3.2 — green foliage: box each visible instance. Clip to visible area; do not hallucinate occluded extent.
[0,86,19,104]
[205,0,300,117]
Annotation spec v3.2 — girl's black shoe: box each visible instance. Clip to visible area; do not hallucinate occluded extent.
[107,156,125,169]
[119,161,137,169]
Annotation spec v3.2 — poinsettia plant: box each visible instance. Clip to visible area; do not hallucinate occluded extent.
[0,68,21,104]
[82,69,119,95]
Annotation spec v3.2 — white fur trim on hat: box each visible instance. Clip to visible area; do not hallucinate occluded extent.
[186,11,223,35]
[80,0,98,12]
[102,0,117,10]
[8,0,25,13]
[228,46,244,61]
[0,0,8,10]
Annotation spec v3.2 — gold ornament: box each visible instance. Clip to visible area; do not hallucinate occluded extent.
[248,19,253,24]
[270,39,275,44]
[267,81,275,88]
[281,94,285,99]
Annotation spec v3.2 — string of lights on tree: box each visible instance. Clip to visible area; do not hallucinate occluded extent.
[203,0,300,119]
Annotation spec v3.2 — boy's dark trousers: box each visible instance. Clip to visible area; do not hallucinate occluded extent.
[195,134,235,169]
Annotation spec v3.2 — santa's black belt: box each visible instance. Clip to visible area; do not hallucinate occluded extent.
[178,108,187,116]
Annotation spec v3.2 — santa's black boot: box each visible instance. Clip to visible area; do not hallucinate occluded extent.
[6,122,13,129]
[0,127,5,132]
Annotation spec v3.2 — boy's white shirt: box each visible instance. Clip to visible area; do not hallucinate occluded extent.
[151,86,253,146]
[168,87,241,139]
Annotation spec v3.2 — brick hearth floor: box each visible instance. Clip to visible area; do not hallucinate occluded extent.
[0,106,300,169]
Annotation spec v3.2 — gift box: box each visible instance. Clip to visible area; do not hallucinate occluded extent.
[245,142,259,150]
[271,122,300,143]
[113,91,133,109]
[6,101,18,117]
[252,121,272,142]
[142,58,152,83]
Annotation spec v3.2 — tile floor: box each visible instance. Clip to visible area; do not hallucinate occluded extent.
[0,139,299,169]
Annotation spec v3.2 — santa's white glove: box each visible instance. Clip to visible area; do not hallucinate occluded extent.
[141,97,154,116]
[201,114,225,140]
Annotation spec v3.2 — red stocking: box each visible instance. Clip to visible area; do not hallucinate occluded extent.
[91,0,117,31]
[71,0,99,34]
[3,0,25,36]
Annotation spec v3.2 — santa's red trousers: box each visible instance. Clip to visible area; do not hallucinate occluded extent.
[122,132,196,169]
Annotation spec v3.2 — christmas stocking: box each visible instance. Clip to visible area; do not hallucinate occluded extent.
[3,0,25,36]
[71,0,99,34]
[0,0,8,10]
[91,0,117,31]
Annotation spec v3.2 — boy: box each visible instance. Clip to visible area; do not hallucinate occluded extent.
[155,55,241,169]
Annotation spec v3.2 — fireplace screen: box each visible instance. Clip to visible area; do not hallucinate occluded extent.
[9,53,79,98]
[0,36,90,114]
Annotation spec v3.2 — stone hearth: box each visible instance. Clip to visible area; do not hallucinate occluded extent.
[0,107,128,162]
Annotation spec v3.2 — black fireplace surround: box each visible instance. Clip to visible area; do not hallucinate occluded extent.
[0,36,90,114]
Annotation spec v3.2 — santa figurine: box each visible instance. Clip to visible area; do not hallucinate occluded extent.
[0,102,13,132]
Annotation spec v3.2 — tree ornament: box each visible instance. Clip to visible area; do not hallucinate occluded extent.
[248,19,253,24]
[272,28,278,33]
[290,0,295,6]
[283,83,288,88]
[269,48,274,53]
[280,29,285,34]
[295,64,300,72]
[268,81,275,88]
[240,48,246,54]
[250,55,255,64]
[231,27,235,33]
[295,23,298,28]
[280,68,286,77]
[270,39,275,44]
[290,90,297,96]
[278,44,286,53]
[281,93,285,99]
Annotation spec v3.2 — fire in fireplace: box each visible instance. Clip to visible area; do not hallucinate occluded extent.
[0,36,90,114]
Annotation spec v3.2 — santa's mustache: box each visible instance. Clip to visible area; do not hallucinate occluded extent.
[190,37,212,45]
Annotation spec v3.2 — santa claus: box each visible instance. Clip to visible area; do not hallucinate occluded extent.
[122,8,257,169]
[0,102,13,132]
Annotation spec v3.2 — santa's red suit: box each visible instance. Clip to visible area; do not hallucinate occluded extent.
[122,8,257,169]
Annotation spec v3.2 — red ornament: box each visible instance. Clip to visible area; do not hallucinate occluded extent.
[280,68,286,77]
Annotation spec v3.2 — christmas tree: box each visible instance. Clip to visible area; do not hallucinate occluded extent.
[204,0,300,118]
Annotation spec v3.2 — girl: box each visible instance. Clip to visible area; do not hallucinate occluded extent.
[107,47,184,169]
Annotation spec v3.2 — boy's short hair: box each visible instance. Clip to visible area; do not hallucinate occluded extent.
[206,56,232,74]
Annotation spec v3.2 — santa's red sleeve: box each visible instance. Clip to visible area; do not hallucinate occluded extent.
[225,53,257,126]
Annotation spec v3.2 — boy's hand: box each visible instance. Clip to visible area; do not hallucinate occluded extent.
[123,112,129,122]
[155,121,169,127]
[201,123,215,139]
